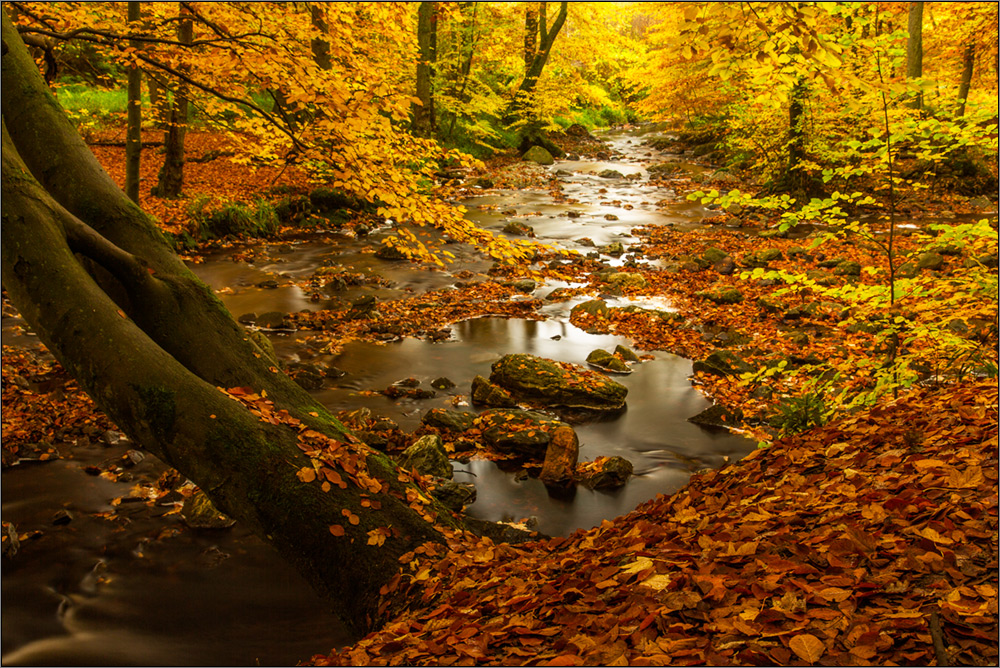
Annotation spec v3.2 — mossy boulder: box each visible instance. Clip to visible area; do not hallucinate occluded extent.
[471,375,517,408]
[614,345,640,362]
[605,272,647,290]
[421,409,475,432]
[602,241,626,256]
[431,480,476,511]
[399,434,452,479]
[476,409,569,457]
[375,245,408,261]
[833,260,862,277]
[579,456,633,489]
[586,349,631,374]
[570,299,610,319]
[697,286,744,304]
[523,145,554,166]
[692,350,754,377]
[916,252,945,270]
[702,247,729,265]
[503,221,535,237]
[688,403,743,429]
[489,353,628,411]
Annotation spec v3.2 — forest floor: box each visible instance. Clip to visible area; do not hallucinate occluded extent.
[3,125,998,665]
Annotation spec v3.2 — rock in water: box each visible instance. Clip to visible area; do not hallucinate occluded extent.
[431,480,476,511]
[586,349,631,374]
[522,145,554,165]
[398,434,452,479]
[540,425,579,487]
[476,409,567,457]
[489,353,627,411]
[471,375,517,408]
[580,456,633,489]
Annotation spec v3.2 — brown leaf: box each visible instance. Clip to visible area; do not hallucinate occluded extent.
[789,633,825,663]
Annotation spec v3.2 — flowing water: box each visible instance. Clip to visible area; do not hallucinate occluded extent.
[2,128,757,665]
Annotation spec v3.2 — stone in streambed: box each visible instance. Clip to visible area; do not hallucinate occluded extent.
[579,456,633,489]
[586,349,631,374]
[540,425,579,488]
[476,409,568,457]
[523,146,554,165]
[570,299,609,319]
[421,408,475,432]
[431,480,476,511]
[399,434,452,479]
[489,353,627,411]
[471,375,517,408]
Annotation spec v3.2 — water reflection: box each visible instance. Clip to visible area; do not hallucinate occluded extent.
[315,317,755,537]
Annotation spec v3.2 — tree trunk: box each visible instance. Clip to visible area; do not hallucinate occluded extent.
[905,2,923,110]
[125,2,142,203]
[504,1,568,125]
[309,3,332,71]
[524,4,539,69]
[1,12,527,636]
[412,1,437,138]
[153,4,191,199]
[787,75,807,190]
[956,41,975,117]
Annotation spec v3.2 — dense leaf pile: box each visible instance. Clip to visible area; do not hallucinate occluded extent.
[314,380,998,666]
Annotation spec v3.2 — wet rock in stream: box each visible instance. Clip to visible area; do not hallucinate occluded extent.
[476,409,568,457]
[586,349,631,374]
[398,435,452,479]
[422,408,475,432]
[578,456,633,490]
[471,375,517,408]
[489,353,628,412]
[539,425,579,488]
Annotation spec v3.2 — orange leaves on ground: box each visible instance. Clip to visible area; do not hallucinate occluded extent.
[329,524,345,537]
[342,509,360,525]
[315,380,998,667]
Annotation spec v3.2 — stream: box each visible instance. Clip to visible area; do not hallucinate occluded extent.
[2,128,758,665]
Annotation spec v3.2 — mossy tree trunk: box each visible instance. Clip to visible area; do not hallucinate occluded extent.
[412,1,437,138]
[905,1,924,110]
[124,1,142,203]
[152,3,191,199]
[1,12,524,636]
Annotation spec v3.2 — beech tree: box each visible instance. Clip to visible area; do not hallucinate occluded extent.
[0,12,527,636]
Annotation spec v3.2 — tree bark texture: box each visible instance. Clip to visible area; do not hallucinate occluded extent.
[524,4,538,69]
[1,12,526,635]
[125,2,142,203]
[412,1,437,137]
[906,2,924,110]
[956,41,975,117]
[153,3,192,198]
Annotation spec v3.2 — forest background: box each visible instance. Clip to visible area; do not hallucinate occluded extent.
[2,1,998,666]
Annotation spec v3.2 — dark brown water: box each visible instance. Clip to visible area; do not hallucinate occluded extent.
[3,128,755,665]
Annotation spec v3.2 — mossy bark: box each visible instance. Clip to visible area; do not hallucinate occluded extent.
[1,13,529,635]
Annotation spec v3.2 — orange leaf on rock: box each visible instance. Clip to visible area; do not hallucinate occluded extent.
[329,524,345,536]
[789,633,825,663]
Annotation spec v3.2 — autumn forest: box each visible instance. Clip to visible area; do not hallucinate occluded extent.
[1,2,998,666]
